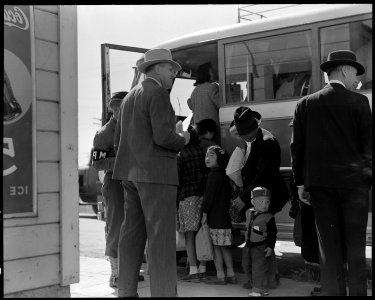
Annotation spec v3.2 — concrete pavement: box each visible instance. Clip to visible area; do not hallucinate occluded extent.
[70,257,319,297]
[70,240,372,297]
[72,212,372,297]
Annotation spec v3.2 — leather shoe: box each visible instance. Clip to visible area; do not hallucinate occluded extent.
[204,277,227,285]
[310,286,323,296]
[138,274,145,282]
[181,273,200,282]
[226,276,238,284]
[242,280,253,289]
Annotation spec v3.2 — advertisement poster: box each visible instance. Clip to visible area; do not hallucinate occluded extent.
[3,5,36,217]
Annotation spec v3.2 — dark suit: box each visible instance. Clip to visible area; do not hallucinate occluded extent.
[291,83,372,296]
[240,128,289,215]
[113,78,185,297]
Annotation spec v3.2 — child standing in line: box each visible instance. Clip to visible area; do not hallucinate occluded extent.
[195,118,218,152]
[177,125,208,282]
[245,187,278,297]
[201,145,237,285]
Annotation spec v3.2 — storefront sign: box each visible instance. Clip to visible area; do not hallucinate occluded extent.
[3,5,36,217]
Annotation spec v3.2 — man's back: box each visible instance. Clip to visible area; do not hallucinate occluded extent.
[113,78,185,185]
[292,83,372,189]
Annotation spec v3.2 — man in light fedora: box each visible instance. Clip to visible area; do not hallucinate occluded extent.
[291,50,372,296]
[113,48,190,297]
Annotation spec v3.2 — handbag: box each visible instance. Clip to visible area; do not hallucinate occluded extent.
[195,224,214,261]
[229,199,244,223]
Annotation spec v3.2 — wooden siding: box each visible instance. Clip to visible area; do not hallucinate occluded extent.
[4,224,60,261]
[36,131,59,161]
[36,101,59,131]
[37,162,60,193]
[34,9,58,42]
[4,5,79,295]
[4,254,60,294]
[59,5,80,286]
[3,6,61,295]
[36,70,59,101]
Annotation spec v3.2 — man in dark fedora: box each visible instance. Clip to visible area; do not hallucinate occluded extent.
[113,48,190,297]
[291,50,372,296]
[231,106,289,290]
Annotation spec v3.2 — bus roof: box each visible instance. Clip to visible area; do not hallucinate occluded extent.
[155,4,372,50]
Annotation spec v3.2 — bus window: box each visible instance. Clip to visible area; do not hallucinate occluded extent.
[320,19,372,90]
[224,30,312,103]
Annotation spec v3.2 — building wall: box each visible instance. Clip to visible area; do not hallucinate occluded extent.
[4,5,79,297]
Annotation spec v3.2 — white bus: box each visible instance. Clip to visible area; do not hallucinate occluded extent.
[100,4,372,242]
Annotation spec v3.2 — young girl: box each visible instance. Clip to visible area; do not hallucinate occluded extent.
[201,145,237,285]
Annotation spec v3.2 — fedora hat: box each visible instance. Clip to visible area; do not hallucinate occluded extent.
[137,48,181,74]
[320,50,365,76]
[233,106,259,136]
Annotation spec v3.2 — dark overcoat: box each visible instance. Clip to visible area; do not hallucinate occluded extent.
[240,128,290,215]
[291,83,372,190]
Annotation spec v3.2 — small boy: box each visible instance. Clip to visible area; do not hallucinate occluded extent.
[244,187,278,297]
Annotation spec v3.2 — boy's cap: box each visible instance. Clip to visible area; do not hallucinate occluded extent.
[251,187,271,198]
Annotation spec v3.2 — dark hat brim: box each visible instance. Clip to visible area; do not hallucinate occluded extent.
[320,59,365,76]
[137,59,181,74]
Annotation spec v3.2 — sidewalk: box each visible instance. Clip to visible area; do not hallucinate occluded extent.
[70,241,372,297]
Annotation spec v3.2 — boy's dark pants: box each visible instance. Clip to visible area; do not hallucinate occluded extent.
[242,244,277,290]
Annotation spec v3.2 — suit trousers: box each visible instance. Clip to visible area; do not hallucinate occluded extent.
[117,180,178,297]
[103,179,124,258]
[309,187,369,296]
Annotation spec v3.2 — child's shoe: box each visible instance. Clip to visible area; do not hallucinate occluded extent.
[181,273,200,282]
[109,275,118,288]
[248,289,269,297]
[226,276,238,284]
[243,279,253,289]
[204,277,227,285]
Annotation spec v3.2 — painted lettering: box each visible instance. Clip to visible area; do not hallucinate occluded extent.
[4,6,29,30]
[9,185,29,196]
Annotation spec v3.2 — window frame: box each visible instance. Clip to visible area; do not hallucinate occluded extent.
[218,13,372,107]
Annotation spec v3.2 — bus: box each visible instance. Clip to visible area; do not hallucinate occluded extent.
[100,4,372,243]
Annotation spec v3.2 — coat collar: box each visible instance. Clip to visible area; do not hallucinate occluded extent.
[324,82,347,90]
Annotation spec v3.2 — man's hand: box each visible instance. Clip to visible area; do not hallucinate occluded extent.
[232,196,246,211]
[180,131,190,145]
[297,185,311,205]
[264,247,273,257]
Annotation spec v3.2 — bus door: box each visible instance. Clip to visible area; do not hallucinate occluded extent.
[101,44,148,125]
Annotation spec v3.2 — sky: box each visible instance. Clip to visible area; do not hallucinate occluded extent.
[77,4,239,168]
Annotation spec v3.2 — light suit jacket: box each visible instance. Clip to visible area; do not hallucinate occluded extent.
[112,78,185,185]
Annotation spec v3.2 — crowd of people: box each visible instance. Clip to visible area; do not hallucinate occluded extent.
[91,48,371,297]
